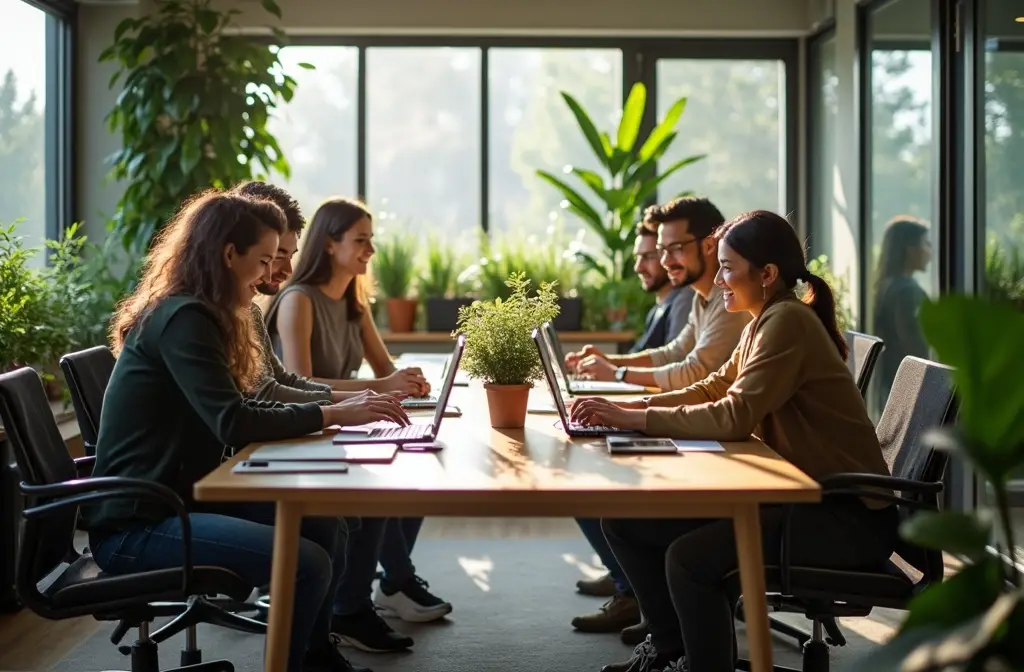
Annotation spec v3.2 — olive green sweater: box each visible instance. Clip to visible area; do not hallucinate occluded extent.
[645,293,891,499]
[84,296,324,533]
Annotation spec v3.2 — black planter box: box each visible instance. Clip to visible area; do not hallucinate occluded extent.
[552,297,583,331]
[425,298,475,332]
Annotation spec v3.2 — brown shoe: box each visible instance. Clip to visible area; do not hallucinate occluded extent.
[576,572,618,597]
[620,615,650,646]
[571,593,641,633]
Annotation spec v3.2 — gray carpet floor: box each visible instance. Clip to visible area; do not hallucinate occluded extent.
[54,538,887,672]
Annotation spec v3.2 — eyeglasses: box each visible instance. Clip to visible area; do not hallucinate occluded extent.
[655,238,702,259]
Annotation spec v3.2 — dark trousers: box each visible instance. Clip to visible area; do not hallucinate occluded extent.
[379,517,423,588]
[91,503,344,672]
[576,517,631,594]
[602,500,898,672]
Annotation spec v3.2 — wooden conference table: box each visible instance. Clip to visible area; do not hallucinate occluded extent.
[194,386,821,672]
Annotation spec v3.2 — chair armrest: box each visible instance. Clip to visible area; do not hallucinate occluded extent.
[819,472,944,495]
[73,456,95,478]
[19,477,193,596]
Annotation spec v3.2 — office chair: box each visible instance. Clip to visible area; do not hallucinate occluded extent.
[734,356,957,672]
[60,346,266,627]
[59,345,115,458]
[845,331,885,398]
[0,366,259,671]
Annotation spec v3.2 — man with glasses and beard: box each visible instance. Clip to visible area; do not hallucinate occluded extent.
[625,220,695,354]
[567,197,751,392]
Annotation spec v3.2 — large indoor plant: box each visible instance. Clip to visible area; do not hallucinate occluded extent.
[454,272,560,428]
[536,82,704,282]
[806,254,854,333]
[101,0,306,253]
[373,235,418,333]
[851,294,1024,671]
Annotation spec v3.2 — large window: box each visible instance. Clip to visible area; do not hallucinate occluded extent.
[488,48,622,242]
[655,58,787,220]
[863,0,938,417]
[266,46,358,217]
[977,0,1024,564]
[366,47,481,247]
[0,0,49,263]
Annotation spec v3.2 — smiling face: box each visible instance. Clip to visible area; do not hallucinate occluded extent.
[326,215,375,276]
[257,230,299,296]
[715,239,775,313]
[657,220,708,288]
[225,227,279,305]
[633,233,669,293]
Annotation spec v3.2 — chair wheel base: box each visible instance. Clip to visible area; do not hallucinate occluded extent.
[802,640,829,672]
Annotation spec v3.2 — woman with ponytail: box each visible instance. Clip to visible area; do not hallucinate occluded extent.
[575,210,898,672]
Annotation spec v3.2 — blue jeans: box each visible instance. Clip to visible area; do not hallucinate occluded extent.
[379,517,423,588]
[90,504,344,672]
[576,517,631,594]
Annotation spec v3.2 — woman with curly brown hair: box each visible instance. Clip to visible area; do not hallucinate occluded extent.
[84,190,407,672]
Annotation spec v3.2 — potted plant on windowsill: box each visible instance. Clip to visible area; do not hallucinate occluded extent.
[454,272,560,429]
[373,235,418,333]
[421,237,472,332]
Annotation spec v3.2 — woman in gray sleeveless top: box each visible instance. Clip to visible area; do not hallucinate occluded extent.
[265,197,428,396]
[265,197,453,633]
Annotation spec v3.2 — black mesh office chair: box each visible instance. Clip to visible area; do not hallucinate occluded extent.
[845,331,885,398]
[60,346,266,626]
[0,366,258,671]
[734,356,957,672]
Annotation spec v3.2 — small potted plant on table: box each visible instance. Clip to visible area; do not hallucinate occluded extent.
[454,272,560,429]
[373,235,419,333]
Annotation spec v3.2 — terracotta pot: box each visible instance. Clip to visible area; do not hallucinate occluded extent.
[386,298,418,333]
[483,383,532,429]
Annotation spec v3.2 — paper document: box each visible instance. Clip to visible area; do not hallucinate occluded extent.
[671,440,725,452]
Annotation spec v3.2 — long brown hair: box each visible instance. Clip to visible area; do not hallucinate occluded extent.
[271,197,373,319]
[717,210,849,360]
[875,216,928,291]
[110,190,286,389]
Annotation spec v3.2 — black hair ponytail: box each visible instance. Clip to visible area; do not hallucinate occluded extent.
[801,271,848,360]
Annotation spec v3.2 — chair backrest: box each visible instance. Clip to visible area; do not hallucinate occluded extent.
[876,356,958,585]
[0,368,80,592]
[845,330,885,399]
[59,346,116,454]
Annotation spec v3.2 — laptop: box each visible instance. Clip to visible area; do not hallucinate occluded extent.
[334,334,465,444]
[541,322,646,395]
[399,344,464,408]
[533,328,637,438]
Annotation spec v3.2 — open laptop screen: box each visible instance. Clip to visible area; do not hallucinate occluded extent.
[428,334,465,432]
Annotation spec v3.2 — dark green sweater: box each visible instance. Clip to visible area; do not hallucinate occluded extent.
[84,296,324,533]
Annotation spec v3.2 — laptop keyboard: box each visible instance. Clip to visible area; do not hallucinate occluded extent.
[568,422,618,433]
[369,425,430,440]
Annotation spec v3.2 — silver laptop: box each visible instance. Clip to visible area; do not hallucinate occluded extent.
[533,328,637,438]
[333,335,465,444]
[542,322,646,395]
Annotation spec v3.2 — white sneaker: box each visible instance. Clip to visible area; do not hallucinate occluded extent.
[374,575,452,623]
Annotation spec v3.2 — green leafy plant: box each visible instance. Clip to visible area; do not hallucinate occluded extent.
[101,0,306,253]
[419,237,462,299]
[805,255,854,333]
[854,294,1024,671]
[537,82,704,281]
[373,235,417,299]
[462,232,580,301]
[0,222,59,371]
[454,272,560,386]
[984,239,1024,306]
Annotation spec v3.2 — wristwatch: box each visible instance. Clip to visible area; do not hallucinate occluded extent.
[615,366,628,382]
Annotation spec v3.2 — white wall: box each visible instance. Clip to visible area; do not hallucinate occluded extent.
[75,0,820,241]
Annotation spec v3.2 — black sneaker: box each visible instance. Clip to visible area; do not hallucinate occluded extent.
[374,575,452,623]
[329,608,414,653]
[305,643,372,672]
[654,657,687,672]
[601,635,682,672]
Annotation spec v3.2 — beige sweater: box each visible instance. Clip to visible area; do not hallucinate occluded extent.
[645,293,891,497]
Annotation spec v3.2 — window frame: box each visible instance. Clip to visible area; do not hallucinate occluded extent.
[265,35,800,235]
[804,23,837,260]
